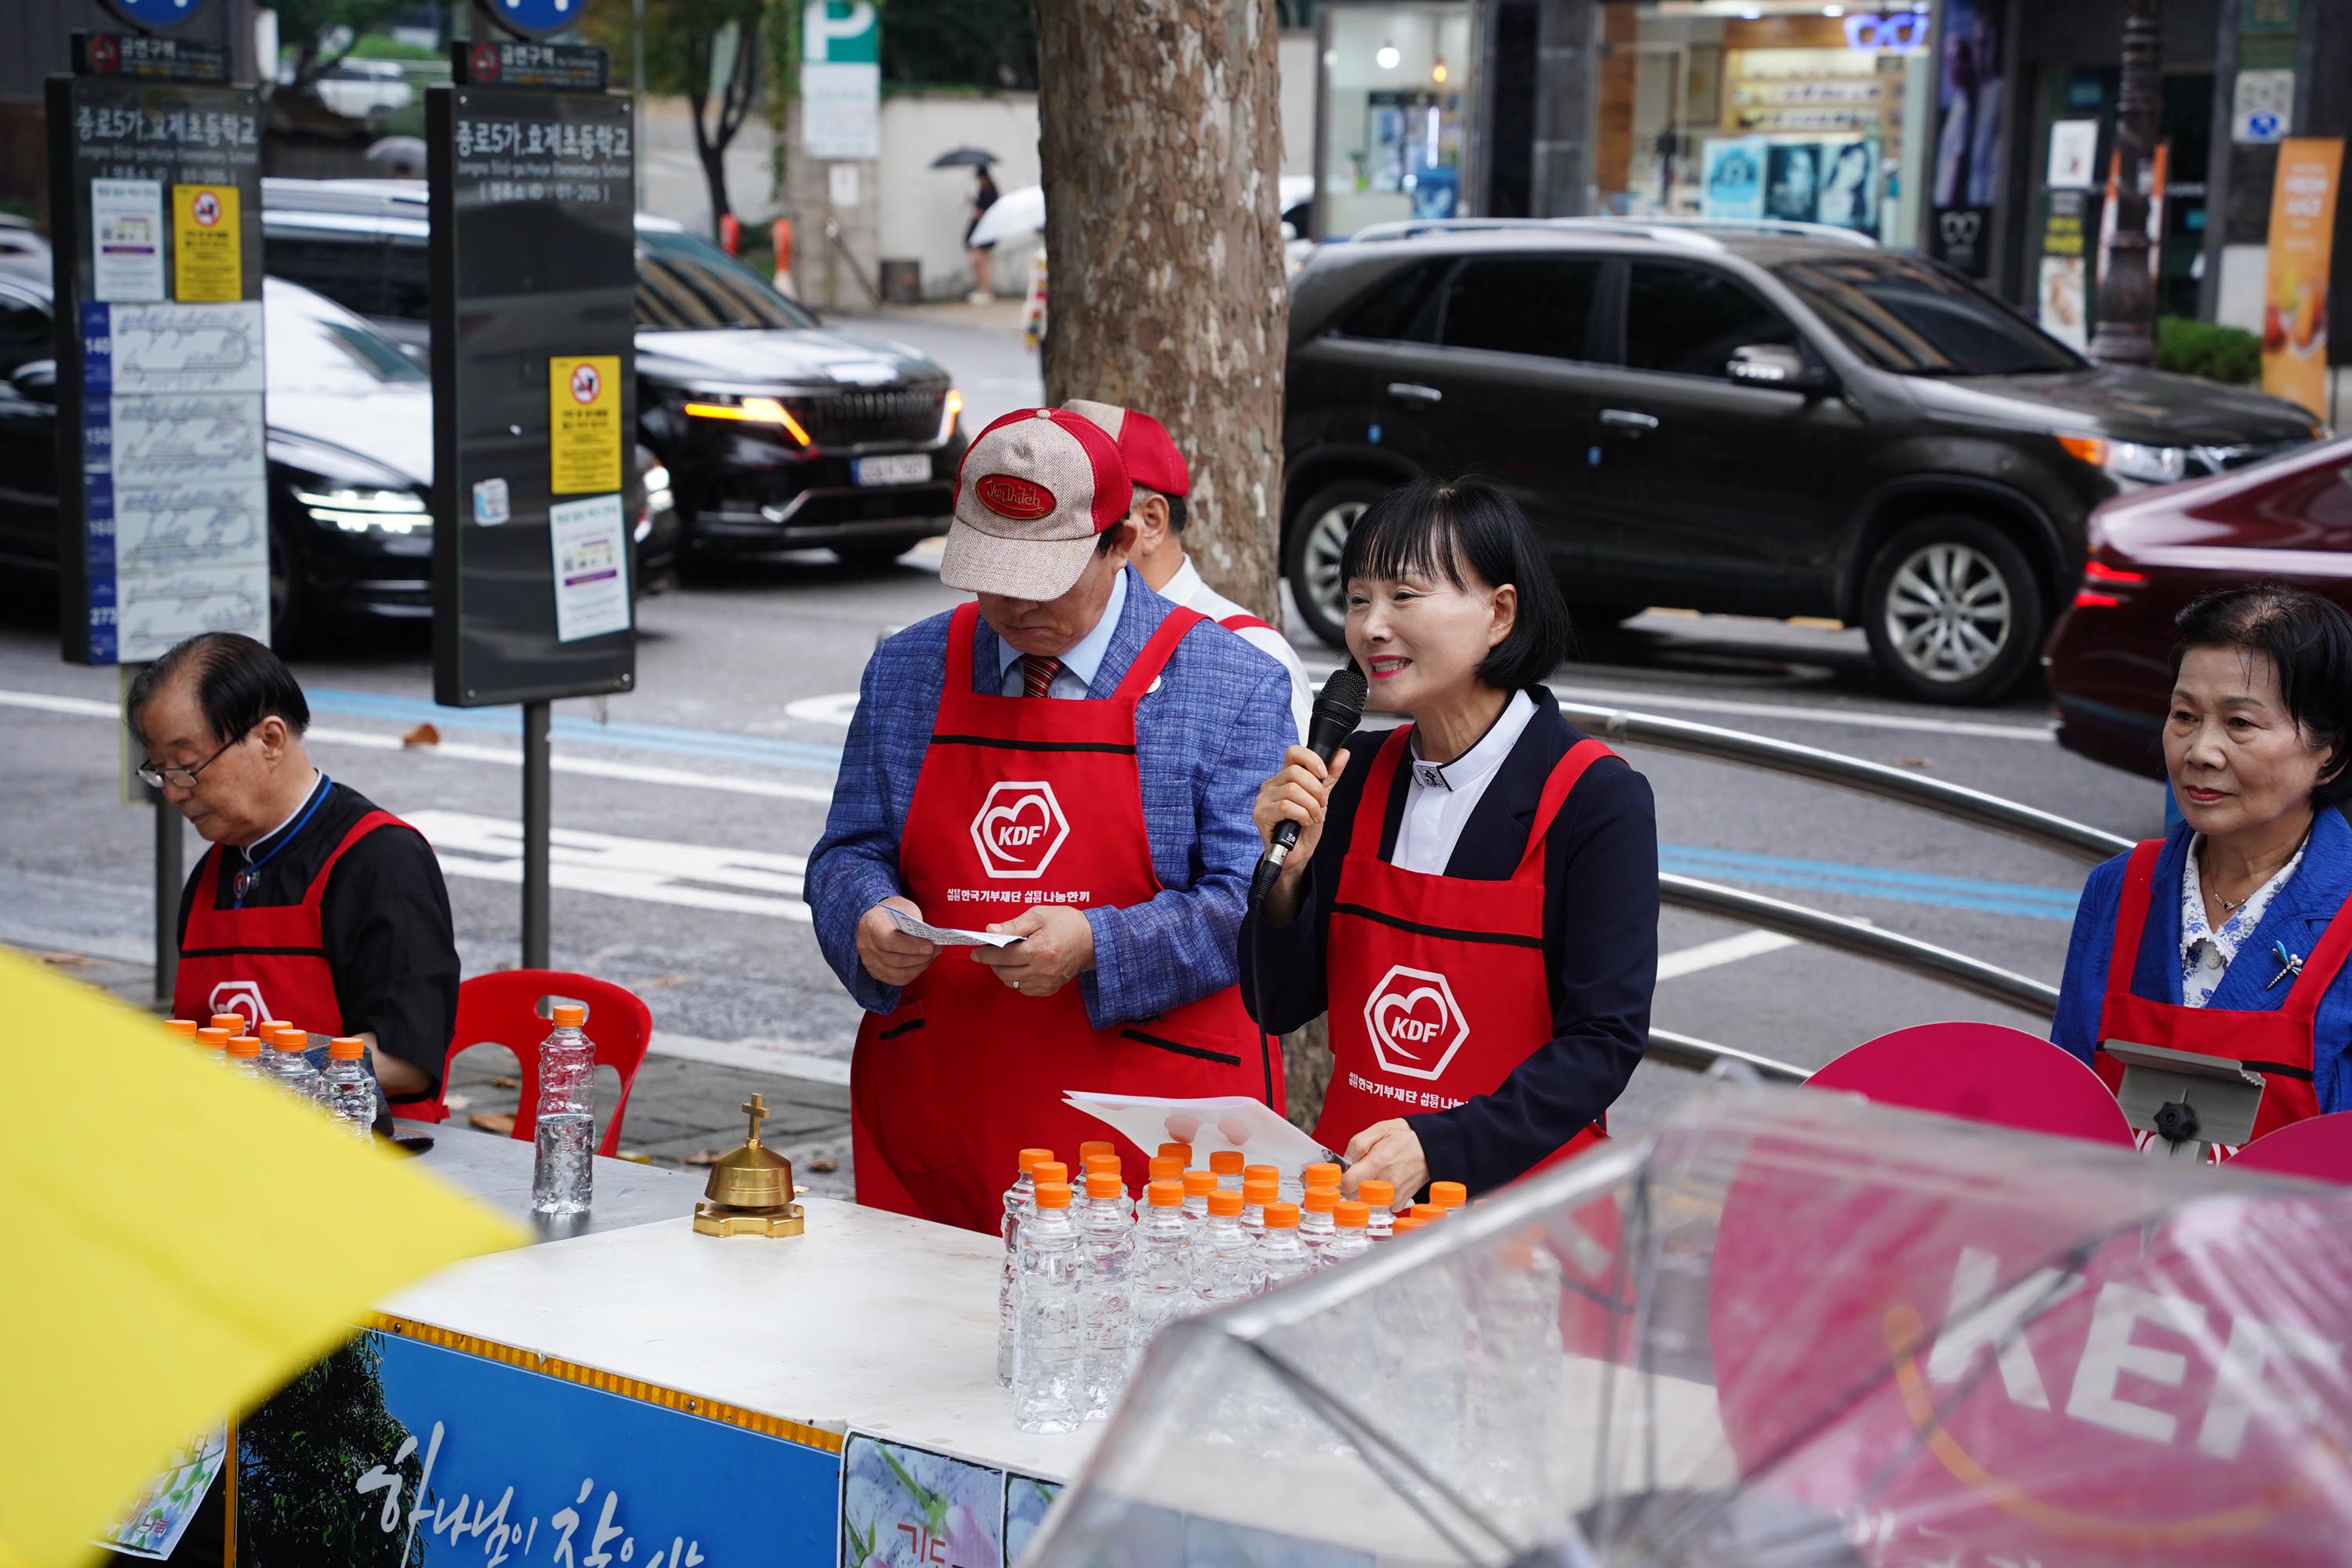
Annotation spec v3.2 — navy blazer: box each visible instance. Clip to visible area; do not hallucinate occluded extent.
[2053,809,2352,1112]
[1240,688,1660,1196]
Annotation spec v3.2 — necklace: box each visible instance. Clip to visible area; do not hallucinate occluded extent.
[2209,888,2248,913]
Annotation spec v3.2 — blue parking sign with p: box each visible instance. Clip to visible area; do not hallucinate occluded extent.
[96,0,211,27]
[477,0,587,41]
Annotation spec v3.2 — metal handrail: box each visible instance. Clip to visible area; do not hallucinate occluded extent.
[1560,702,2133,866]
[1663,873,2061,1014]
[1645,1027,1809,1083]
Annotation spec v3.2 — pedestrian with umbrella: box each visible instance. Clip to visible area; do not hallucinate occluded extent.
[932,146,1002,304]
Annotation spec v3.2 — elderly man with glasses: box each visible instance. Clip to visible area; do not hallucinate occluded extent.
[126,631,456,1103]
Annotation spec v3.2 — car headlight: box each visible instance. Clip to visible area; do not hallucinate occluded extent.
[938,387,964,444]
[681,391,811,447]
[296,486,431,535]
[2057,434,2189,487]
[634,460,673,543]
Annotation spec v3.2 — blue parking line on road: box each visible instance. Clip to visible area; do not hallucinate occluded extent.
[1662,843,2082,909]
[305,688,849,774]
[1661,847,2080,922]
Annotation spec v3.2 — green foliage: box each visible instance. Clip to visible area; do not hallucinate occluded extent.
[237,1334,426,1568]
[880,0,1038,90]
[2157,315,2263,386]
[274,0,427,93]
[346,32,445,62]
[586,0,767,98]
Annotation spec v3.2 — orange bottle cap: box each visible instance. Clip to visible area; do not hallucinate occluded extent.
[1085,1171,1123,1200]
[1149,1155,1185,1183]
[1303,1162,1343,1190]
[226,1035,261,1059]
[1243,1178,1278,1204]
[1334,1200,1370,1228]
[1302,1189,1338,1214]
[1031,1161,1069,1188]
[1359,1179,1396,1207]
[1018,1147,1056,1174]
[1034,1181,1073,1209]
[551,1003,587,1028]
[1156,1142,1194,1164]
[1078,1140,1115,1160]
[329,1036,365,1061]
[1208,1149,1245,1175]
[1207,1189,1244,1218]
[1263,1202,1301,1229]
[1182,1168,1218,1197]
[1082,1152,1123,1178]
[1391,1215,1427,1233]
[1244,1163,1278,1185]
[194,1027,230,1051]
[1147,1178,1184,1208]
[1410,1203,1444,1221]
[164,1019,199,1039]
[209,1014,248,1035]
[267,1024,305,1047]
[1430,1181,1468,1210]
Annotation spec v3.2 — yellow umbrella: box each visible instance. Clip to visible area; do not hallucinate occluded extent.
[0,948,525,1568]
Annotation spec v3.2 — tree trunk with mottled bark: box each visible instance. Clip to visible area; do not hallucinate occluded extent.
[1033,0,1289,622]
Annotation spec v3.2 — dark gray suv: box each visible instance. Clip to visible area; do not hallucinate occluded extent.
[1283,219,2324,703]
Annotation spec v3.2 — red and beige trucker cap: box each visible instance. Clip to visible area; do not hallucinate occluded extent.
[944,408,1134,601]
[1062,399,1191,499]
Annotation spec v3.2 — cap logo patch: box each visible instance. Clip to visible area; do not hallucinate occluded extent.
[976,473,1057,522]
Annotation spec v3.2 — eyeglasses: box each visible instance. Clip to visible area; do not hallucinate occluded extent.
[137,727,252,790]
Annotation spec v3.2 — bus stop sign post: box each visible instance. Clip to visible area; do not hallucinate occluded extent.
[429,3,636,972]
[48,14,263,1009]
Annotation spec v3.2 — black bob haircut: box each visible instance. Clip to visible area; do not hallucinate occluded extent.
[124,632,312,748]
[2172,583,2352,807]
[1338,476,1574,692]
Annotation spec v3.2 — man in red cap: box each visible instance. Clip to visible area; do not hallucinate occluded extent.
[807,407,1296,1232]
[1064,399,1312,742]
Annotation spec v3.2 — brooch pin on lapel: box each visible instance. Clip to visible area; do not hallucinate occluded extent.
[2267,940,2305,990]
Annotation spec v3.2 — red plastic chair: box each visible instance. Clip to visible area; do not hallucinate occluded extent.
[402,970,653,1158]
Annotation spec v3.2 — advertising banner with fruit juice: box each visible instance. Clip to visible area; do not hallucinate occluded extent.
[2261,138,2342,419]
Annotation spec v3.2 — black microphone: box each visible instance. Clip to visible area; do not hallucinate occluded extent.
[1251,665,1369,907]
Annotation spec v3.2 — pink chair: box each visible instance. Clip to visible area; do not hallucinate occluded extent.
[1806,1021,2136,1147]
[403,970,653,1158]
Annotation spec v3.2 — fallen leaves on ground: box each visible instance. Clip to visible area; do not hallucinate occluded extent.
[468,1111,517,1136]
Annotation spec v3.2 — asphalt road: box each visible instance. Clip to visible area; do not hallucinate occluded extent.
[0,307,2159,1176]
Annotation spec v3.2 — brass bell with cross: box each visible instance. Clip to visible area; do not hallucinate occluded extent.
[691,1094,807,1237]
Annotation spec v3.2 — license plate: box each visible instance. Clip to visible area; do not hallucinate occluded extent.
[854,454,932,487]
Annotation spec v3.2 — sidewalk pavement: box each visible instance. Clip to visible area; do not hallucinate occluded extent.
[12,941,859,1202]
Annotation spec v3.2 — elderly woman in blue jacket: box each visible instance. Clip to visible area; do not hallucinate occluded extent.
[2053,584,2352,1151]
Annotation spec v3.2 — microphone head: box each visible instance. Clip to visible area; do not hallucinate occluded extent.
[1312,666,1369,730]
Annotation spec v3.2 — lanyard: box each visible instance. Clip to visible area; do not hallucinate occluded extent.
[231,774,332,907]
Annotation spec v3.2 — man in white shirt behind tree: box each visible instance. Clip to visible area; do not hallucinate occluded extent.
[1064,399,1312,742]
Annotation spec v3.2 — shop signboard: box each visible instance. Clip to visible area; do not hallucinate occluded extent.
[46,49,268,665]
[2259,138,2341,419]
[2038,190,2091,350]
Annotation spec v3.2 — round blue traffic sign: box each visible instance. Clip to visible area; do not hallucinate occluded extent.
[96,0,209,28]
[475,0,584,41]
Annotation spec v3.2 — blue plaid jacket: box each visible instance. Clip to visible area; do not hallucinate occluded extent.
[808,567,1294,1029]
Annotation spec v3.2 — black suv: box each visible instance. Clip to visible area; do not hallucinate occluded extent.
[1283,220,2323,702]
[260,178,965,568]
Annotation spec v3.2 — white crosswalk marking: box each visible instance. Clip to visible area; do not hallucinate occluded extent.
[405,810,811,921]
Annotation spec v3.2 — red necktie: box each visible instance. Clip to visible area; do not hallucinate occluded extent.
[1022,654,1062,699]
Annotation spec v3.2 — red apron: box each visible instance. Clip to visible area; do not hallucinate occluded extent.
[1216,612,1279,637]
[2092,837,2348,1158]
[173,811,411,1034]
[851,602,1279,1234]
[1314,725,1616,1175]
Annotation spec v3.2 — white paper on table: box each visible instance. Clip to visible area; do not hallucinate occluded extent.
[549,492,631,642]
[885,906,1025,947]
[1063,1091,1339,1178]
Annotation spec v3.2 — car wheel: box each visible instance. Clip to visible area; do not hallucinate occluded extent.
[1860,517,2044,706]
[831,542,909,571]
[268,523,315,652]
[1284,478,1385,649]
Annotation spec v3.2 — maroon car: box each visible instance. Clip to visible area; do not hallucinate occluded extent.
[2045,436,2352,777]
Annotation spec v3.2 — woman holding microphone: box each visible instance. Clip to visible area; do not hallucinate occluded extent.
[2053,585,2352,1147]
[1242,479,1659,1200]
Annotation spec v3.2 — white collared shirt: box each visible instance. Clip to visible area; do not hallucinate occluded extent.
[241,770,325,861]
[993,567,1127,698]
[1162,557,1312,744]
[1391,691,1538,875]
[2179,832,2306,1007]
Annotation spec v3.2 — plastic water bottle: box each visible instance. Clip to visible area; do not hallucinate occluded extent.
[1000,1150,1057,1388]
[1253,1202,1314,1295]
[530,1002,595,1216]
[1323,1200,1373,1268]
[1142,1155,1184,1219]
[208,1012,247,1040]
[193,1025,230,1064]
[1360,1180,1397,1243]
[1240,1176,1276,1239]
[1190,1189,1257,1309]
[1466,1240,1566,1532]
[1432,1180,1469,1218]
[1075,1172,1135,1420]
[1014,1180,1084,1432]
[263,1025,323,1102]
[1156,1141,1194,1171]
[1181,1168,1216,1235]
[319,1036,376,1141]
[1304,1162,1344,1200]
[1299,1188,1339,1261]
[1078,1138,1116,1174]
[1210,1149,1245,1192]
[1377,1214,1468,1481]
[1082,1152,1124,1208]
[1127,1179,1192,1366]
[224,1033,265,1082]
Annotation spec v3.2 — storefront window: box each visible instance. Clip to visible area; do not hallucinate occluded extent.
[1317,2,1476,237]
[1592,2,1936,249]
